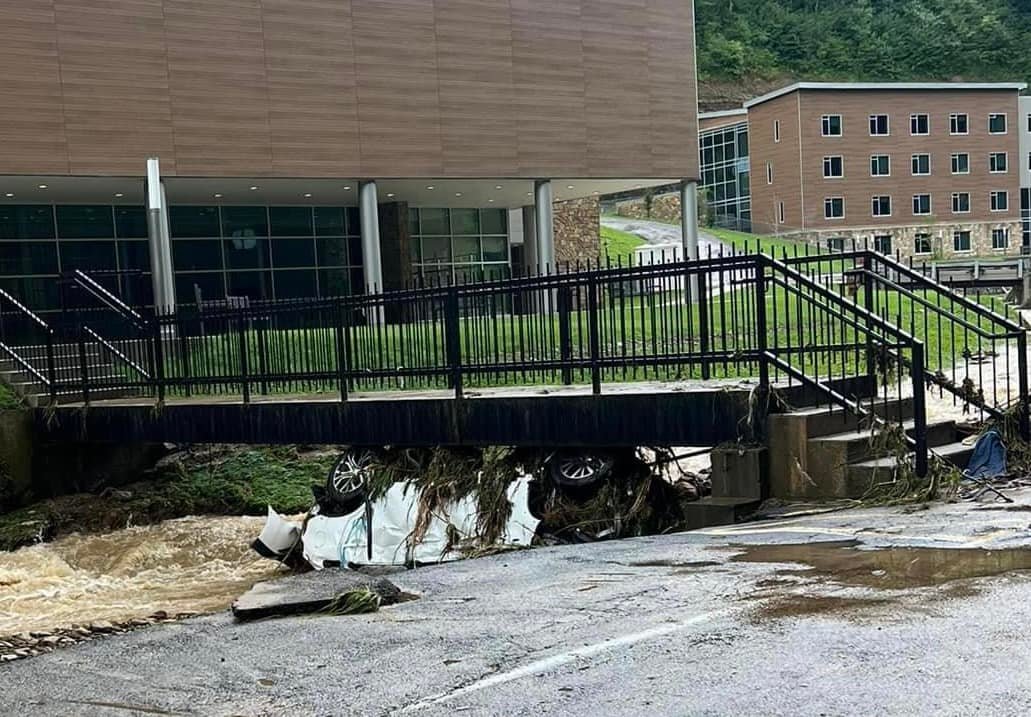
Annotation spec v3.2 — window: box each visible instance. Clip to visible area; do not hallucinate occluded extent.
[869,114,889,136]
[824,197,844,219]
[874,235,892,254]
[992,228,1009,249]
[766,162,773,184]
[953,230,972,252]
[870,155,890,176]
[951,153,969,174]
[991,190,1008,212]
[774,120,781,142]
[952,192,970,213]
[822,114,842,137]
[914,233,932,255]
[823,156,843,178]
[912,194,932,215]
[1028,113,1031,133]
[990,152,1008,173]
[910,114,929,135]
[778,202,785,224]
[911,154,931,176]
[989,113,1007,134]
[950,113,968,135]
[872,196,891,217]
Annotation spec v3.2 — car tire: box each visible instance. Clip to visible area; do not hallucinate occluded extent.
[325,447,377,512]
[548,451,614,488]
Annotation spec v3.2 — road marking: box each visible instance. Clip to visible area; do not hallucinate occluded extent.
[398,612,717,713]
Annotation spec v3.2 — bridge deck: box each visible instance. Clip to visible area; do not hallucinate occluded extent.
[36,378,869,448]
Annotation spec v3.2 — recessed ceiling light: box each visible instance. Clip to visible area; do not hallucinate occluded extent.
[343,185,352,190]
[386,192,395,198]
[455,192,462,197]
[526,192,532,196]
[488,198,495,203]
[213,193,223,199]
[592,191,599,195]
[494,185,502,190]
[114,192,124,198]
[426,185,435,190]
[249,186,259,191]
[566,185,575,189]
[38,184,48,189]
[303,193,312,198]
[4,193,13,198]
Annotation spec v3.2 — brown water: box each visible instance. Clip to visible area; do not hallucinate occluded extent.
[729,540,1031,590]
[0,516,287,635]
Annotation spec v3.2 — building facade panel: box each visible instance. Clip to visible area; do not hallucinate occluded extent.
[796,89,1021,234]
[261,0,362,176]
[0,0,697,180]
[0,2,71,174]
[747,92,803,234]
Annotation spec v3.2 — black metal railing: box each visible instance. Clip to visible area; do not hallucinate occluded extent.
[0,287,56,403]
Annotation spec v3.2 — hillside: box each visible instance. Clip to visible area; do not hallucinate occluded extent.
[695,0,1031,110]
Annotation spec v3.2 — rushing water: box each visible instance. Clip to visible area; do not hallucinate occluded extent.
[0,515,287,636]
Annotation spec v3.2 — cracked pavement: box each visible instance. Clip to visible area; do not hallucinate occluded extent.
[5,493,1031,716]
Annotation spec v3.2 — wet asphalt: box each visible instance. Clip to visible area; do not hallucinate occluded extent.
[4,494,1031,716]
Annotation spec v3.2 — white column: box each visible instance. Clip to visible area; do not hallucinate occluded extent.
[534,179,555,275]
[359,181,383,293]
[145,157,174,314]
[681,180,700,302]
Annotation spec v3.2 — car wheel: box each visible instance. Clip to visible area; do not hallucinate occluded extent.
[326,448,377,508]
[548,451,614,488]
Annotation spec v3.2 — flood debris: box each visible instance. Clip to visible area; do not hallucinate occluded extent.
[252,445,705,571]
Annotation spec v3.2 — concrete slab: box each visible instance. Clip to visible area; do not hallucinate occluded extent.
[232,570,406,621]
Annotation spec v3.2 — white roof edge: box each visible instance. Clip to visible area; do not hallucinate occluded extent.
[699,108,747,119]
[744,81,1029,109]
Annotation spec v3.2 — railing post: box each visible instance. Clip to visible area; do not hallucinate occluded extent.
[557,286,573,385]
[238,312,250,404]
[45,331,57,405]
[445,287,462,399]
[153,318,165,403]
[77,325,90,405]
[862,262,876,398]
[911,341,928,478]
[335,300,349,402]
[697,269,710,380]
[1018,331,1030,441]
[755,258,769,391]
[177,319,192,397]
[256,317,269,396]
[586,273,601,395]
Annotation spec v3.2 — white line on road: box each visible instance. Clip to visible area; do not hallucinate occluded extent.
[398,612,718,713]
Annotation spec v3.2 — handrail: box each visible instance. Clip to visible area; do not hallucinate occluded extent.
[66,270,147,328]
[867,253,1023,332]
[0,287,55,393]
[0,287,52,330]
[82,325,151,379]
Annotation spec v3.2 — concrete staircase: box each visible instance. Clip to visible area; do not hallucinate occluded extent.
[683,446,765,529]
[0,343,140,405]
[768,398,975,499]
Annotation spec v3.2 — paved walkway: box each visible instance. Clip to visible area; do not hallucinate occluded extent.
[601,215,726,254]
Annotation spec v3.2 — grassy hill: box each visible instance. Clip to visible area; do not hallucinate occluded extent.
[696,0,1031,110]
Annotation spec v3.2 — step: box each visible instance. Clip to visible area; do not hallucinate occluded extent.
[808,419,957,469]
[682,497,762,530]
[772,396,915,441]
[843,441,976,498]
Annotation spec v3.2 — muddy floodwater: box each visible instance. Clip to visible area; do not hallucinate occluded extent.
[0,515,287,636]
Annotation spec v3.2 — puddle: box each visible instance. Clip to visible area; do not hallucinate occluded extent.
[756,594,893,620]
[730,540,1031,590]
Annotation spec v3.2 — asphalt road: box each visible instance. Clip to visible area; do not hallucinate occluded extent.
[601,215,726,255]
[5,495,1031,716]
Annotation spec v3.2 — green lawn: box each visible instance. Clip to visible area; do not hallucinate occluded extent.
[600,225,645,263]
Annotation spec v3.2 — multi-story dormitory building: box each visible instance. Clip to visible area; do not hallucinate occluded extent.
[696,82,1029,259]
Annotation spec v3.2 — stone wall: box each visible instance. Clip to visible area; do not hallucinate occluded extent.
[612,192,681,225]
[793,221,1023,261]
[554,197,601,268]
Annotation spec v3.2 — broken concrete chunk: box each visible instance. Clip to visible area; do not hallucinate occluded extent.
[232,571,406,621]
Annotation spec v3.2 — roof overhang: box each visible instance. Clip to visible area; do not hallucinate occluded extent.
[744,81,1029,109]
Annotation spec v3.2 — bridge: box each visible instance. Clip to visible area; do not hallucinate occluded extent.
[0,246,1027,480]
